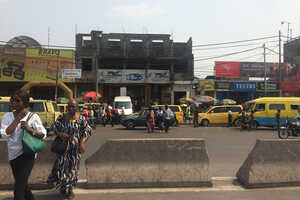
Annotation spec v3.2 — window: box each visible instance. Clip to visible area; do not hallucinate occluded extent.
[114,102,132,109]
[229,107,242,112]
[255,104,265,111]
[170,107,179,112]
[81,58,92,71]
[269,104,285,110]
[29,102,44,112]
[0,102,10,112]
[291,104,300,110]
[210,107,226,113]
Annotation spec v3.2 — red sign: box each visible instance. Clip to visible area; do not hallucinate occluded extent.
[215,61,240,78]
[281,82,300,91]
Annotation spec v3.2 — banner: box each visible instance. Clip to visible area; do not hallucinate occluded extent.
[198,80,215,91]
[233,81,256,92]
[124,70,145,83]
[215,81,232,90]
[257,82,279,92]
[98,69,122,83]
[147,70,169,83]
[215,61,239,78]
[282,82,300,91]
[62,69,81,78]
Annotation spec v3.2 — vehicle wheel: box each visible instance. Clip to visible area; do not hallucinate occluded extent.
[278,128,289,139]
[202,119,209,126]
[234,118,241,127]
[126,121,135,129]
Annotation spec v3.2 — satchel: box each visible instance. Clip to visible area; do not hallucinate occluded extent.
[51,136,67,154]
[22,112,46,155]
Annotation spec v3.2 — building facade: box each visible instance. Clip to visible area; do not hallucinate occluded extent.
[75,30,194,107]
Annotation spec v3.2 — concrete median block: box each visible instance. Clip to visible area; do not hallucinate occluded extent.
[0,139,56,190]
[237,139,300,188]
[86,138,211,188]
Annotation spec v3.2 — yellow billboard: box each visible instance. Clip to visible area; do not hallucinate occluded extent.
[198,80,215,91]
[0,48,74,82]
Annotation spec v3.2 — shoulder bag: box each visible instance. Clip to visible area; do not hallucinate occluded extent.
[22,112,46,155]
[51,114,68,154]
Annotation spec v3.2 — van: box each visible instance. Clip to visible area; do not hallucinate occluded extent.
[238,97,300,128]
[113,96,133,115]
[198,105,243,126]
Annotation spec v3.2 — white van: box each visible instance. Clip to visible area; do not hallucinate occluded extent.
[113,96,133,115]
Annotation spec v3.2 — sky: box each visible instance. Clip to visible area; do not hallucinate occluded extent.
[1,0,300,78]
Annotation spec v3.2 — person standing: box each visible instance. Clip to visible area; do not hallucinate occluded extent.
[163,105,173,133]
[0,90,47,200]
[193,105,199,128]
[276,109,281,130]
[156,107,164,133]
[146,107,155,133]
[50,99,92,199]
[228,109,233,127]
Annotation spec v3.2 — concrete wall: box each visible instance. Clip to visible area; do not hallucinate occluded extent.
[86,138,211,188]
[0,139,56,190]
[237,139,300,188]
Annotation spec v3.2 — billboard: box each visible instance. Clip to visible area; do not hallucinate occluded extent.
[215,61,239,78]
[233,81,256,92]
[147,70,169,83]
[98,69,122,83]
[0,48,74,82]
[198,80,215,91]
[124,70,145,83]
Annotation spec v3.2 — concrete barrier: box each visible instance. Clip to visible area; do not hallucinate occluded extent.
[86,138,211,188]
[237,139,300,188]
[0,139,56,190]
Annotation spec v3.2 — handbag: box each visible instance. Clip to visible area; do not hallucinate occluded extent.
[51,114,68,154]
[51,136,67,153]
[22,112,46,155]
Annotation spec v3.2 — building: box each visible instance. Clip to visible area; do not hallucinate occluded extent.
[75,30,194,106]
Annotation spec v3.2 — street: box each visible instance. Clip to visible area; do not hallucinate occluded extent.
[1,124,299,200]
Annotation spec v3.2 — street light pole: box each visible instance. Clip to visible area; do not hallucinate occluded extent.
[279,30,282,97]
[263,43,266,97]
[55,55,59,102]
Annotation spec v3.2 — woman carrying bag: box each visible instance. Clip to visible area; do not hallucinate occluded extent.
[49,99,92,200]
[0,90,47,200]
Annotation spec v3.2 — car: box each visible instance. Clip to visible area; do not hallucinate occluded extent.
[120,107,177,129]
[151,105,183,125]
[198,105,243,126]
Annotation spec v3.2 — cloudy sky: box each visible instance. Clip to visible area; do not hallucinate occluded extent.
[1,0,300,78]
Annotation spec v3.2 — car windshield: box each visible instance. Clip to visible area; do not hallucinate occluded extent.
[115,102,132,109]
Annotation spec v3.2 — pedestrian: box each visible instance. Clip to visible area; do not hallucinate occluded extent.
[156,107,164,133]
[276,109,281,130]
[147,107,155,133]
[228,109,233,127]
[163,105,173,133]
[0,90,47,200]
[186,104,191,124]
[48,99,92,199]
[107,105,114,127]
[193,105,199,128]
[113,106,119,124]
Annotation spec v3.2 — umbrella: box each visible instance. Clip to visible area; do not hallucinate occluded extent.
[221,99,237,105]
[179,97,193,104]
[83,91,102,99]
[192,95,217,103]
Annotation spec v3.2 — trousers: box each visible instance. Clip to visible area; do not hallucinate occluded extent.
[10,153,35,200]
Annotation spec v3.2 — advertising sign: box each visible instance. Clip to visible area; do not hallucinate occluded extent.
[233,81,256,92]
[257,82,279,92]
[98,69,122,83]
[147,70,169,83]
[215,81,232,90]
[215,61,240,78]
[0,48,26,82]
[124,70,145,83]
[25,48,73,82]
[282,82,300,91]
[198,80,215,91]
[62,69,82,78]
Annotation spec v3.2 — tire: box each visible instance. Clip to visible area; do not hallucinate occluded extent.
[202,119,209,126]
[278,128,289,139]
[126,121,135,129]
[234,118,241,127]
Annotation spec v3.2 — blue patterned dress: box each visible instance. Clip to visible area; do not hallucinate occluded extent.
[53,114,92,192]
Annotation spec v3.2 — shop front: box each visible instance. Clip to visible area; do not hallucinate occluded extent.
[255,82,279,98]
[215,81,233,100]
[233,81,256,104]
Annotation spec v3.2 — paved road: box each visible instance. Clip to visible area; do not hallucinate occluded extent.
[2,124,299,200]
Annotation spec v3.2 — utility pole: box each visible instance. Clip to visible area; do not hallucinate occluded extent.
[95,54,99,102]
[55,55,59,103]
[279,31,282,97]
[263,43,266,97]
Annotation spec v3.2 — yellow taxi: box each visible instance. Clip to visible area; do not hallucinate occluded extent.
[152,105,184,124]
[0,97,11,124]
[198,105,242,126]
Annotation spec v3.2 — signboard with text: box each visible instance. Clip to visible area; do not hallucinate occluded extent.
[233,81,256,92]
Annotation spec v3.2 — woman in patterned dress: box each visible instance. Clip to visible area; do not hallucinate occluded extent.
[53,99,92,199]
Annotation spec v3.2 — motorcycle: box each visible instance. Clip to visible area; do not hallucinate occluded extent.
[278,119,300,139]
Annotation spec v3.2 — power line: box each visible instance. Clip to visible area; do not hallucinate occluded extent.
[194,46,261,62]
[192,36,278,48]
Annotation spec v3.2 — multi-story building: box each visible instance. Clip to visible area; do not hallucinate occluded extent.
[75,30,194,106]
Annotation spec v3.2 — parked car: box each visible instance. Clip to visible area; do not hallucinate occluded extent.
[198,105,243,126]
[120,107,177,129]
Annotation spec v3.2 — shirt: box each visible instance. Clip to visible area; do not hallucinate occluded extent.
[0,112,47,161]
